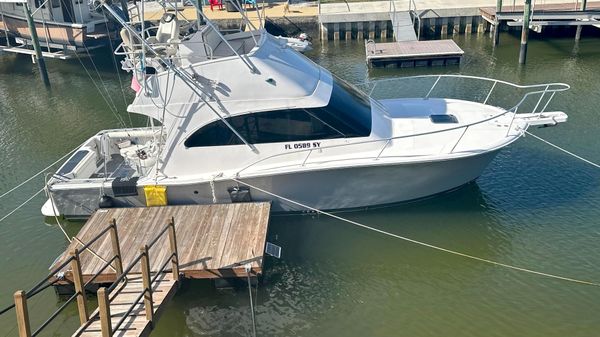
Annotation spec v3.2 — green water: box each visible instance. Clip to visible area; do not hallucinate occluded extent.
[1,31,600,337]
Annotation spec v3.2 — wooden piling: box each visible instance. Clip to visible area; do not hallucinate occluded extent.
[109,219,123,277]
[333,23,340,40]
[345,22,351,40]
[493,0,502,45]
[168,217,179,281]
[441,24,448,38]
[97,288,112,337]
[575,0,587,40]
[14,291,31,337]
[519,0,532,64]
[357,22,364,40]
[320,23,328,41]
[22,2,49,87]
[69,249,89,325]
[140,245,154,323]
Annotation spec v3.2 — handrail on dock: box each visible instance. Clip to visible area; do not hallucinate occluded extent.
[95,217,179,336]
[0,219,120,332]
[389,0,421,40]
[2,217,179,337]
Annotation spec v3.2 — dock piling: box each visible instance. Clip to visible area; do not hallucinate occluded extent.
[97,288,112,337]
[519,0,532,64]
[575,0,588,40]
[14,291,31,337]
[140,245,154,324]
[22,2,50,87]
[168,217,180,281]
[69,249,89,325]
[494,0,502,45]
[109,219,124,277]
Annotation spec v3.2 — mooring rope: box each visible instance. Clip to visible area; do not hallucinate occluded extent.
[46,190,117,272]
[229,177,600,287]
[0,188,45,223]
[525,131,600,169]
[0,148,76,200]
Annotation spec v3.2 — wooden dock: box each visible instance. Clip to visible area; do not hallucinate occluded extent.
[6,203,272,337]
[50,203,271,284]
[366,39,464,68]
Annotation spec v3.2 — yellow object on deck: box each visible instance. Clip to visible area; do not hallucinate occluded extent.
[144,185,168,206]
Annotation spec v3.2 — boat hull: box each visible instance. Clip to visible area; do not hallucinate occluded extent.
[171,150,500,212]
[48,149,500,218]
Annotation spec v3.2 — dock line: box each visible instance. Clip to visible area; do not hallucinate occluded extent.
[228,177,600,288]
[0,148,76,200]
[0,188,44,223]
[525,131,600,169]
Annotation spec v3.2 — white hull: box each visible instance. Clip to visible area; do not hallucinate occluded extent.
[47,149,499,218]
[169,149,500,212]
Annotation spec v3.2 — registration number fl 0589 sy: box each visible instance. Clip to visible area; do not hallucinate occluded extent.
[284,142,321,150]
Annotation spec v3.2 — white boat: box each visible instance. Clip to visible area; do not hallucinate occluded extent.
[42,8,569,219]
[278,33,312,53]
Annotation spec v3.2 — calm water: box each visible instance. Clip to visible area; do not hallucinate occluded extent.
[1,31,600,337]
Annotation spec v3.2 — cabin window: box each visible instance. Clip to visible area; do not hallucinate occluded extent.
[34,0,46,8]
[51,0,60,8]
[184,77,372,147]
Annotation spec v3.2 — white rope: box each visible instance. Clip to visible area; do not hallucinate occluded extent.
[526,131,600,169]
[229,177,600,287]
[47,191,116,271]
[0,188,45,223]
[0,149,76,200]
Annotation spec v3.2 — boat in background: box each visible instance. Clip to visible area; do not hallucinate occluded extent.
[0,0,120,57]
[278,32,312,53]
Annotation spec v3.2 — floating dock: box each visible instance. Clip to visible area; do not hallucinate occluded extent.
[366,39,463,67]
[6,203,271,337]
